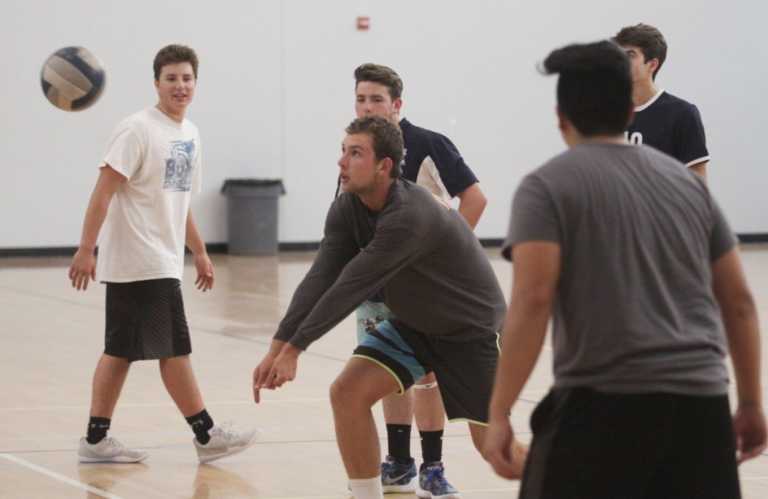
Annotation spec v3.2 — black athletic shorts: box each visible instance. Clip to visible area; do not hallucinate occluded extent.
[104,278,192,362]
[353,318,499,425]
[520,387,740,499]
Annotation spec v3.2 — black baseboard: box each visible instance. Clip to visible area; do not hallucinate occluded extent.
[2,234,767,258]
[0,242,320,257]
[480,238,504,248]
[277,241,321,252]
[204,243,228,254]
[273,239,506,251]
[736,233,768,243]
[0,246,79,258]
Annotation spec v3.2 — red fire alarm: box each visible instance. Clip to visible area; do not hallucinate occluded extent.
[356,16,370,31]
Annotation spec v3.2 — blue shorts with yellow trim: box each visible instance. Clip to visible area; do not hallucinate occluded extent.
[353,318,499,425]
[355,300,394,345]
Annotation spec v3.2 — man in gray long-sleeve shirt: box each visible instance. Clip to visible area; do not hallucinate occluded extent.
[252,116,525,499]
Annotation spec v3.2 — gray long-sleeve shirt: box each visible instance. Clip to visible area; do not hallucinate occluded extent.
[275,179,506,350]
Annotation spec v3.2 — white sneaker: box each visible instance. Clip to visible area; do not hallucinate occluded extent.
[194,423,259,464]
[78,437,148,463]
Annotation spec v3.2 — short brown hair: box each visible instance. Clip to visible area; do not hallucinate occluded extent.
[354,63,403,100]
[153,44,199,80]
[613,23,667,79]
[345,116,403,178]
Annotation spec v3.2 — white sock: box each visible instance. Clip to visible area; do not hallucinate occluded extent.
[349,476,383,499]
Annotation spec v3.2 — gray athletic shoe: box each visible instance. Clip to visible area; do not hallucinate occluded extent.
[78,436,148,463]
[194,423,259,464]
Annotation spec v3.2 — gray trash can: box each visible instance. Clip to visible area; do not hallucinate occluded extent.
[221,179,286,255]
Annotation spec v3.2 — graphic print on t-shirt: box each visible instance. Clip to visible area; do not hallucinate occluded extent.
[163,139,196,192]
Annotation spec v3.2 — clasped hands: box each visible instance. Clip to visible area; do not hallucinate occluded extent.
[253,340,302,403]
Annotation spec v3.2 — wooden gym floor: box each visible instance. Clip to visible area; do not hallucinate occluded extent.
[1,247,767,498]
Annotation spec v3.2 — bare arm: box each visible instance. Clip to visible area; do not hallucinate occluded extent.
[713,248,762,406]
[489,241,561,419]
[711,247,766,462]
[185,209,207,256]
[456,183,487,229]
[689,161,708,181]
[68,166,125,290]
[483,241,560,479]
[186,209,214,291]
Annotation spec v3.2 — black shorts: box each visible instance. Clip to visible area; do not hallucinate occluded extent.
[353,318,499,425]
[104,278,192,362]
[520,387,740,499]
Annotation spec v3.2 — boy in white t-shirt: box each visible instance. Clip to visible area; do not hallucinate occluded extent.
[68,44,256,464]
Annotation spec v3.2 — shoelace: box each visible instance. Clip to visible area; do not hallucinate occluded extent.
[423,466,449,489]
[103,437,125,452]
[214,422,237,441]
[382,460,412,481]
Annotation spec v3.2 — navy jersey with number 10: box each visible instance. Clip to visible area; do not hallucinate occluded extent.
[399,118,478,200]
[625,90,709,168]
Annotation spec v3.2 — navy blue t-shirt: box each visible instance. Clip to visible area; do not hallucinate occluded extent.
[625,91,709,167]
[399,118,478,198]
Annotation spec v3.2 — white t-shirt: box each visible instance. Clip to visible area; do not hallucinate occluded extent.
[96,107,202,283]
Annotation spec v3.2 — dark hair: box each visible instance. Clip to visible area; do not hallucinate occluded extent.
[541,40,633,136]
[153,44,199,80]
[345,116,404,178]
[354,63,403,100]
[613,23,667,79]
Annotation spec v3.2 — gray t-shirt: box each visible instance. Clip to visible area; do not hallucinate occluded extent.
[276,179,506,350]
[502,143,736,396]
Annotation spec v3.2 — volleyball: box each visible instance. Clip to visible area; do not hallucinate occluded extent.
[40,46,105,111]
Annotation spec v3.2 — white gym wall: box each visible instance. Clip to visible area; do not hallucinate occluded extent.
[1,0,765,249]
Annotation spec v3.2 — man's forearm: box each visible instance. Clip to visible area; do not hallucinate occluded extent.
[79,190,112,251]
[457,184,487,229]
[724,300,763,406]
[269,339,287,356]
[185,211,207,255]
[280,341,303,357]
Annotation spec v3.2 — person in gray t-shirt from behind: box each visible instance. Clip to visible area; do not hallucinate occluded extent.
[482,40,766,499]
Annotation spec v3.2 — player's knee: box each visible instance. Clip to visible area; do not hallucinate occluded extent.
[330,376,376,411]
[329,376,370,411]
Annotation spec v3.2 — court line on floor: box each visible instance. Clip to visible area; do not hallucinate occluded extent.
[0,396,541,413]
[1,429,536,456]
[193,324,352,362]
[0,453,123,499]
[0,284,351,364]
[0,285,101,311]
[0,398,328,412]
[1,284,555,365]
